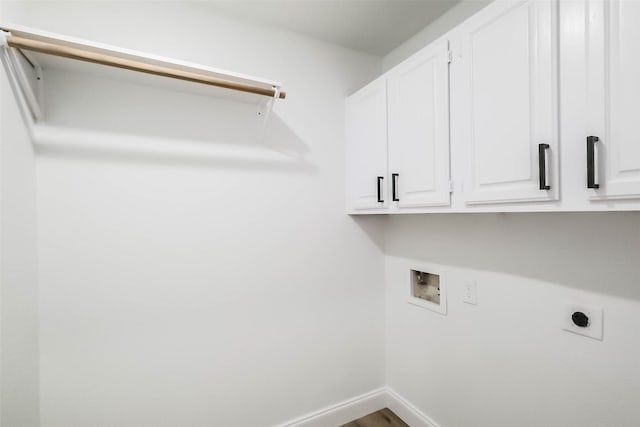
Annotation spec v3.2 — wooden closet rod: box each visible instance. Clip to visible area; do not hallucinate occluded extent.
[6,35,287,99]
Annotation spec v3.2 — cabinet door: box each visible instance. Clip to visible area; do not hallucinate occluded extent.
[459,0,559,205]
[345,78,388,211]
[387,40,451,208]
[585,0,640,200]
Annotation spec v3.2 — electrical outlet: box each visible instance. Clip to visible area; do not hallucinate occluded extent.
[462,281,477,305]
[562,303,603,341]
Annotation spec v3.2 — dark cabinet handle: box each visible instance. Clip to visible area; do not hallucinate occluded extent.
[587,136,600,189]
[538,143,551,190]
[377,176,384,203]
[392,173,399,201]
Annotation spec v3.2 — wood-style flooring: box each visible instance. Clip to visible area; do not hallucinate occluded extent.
[340,408,409,427]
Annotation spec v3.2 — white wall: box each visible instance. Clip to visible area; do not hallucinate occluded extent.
[384,213,640,427]
[382,0,492,72]
[0,1,39,423]
[2,2,386,426]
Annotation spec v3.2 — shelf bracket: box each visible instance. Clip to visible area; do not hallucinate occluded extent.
[258,85,281,135]
[0,29,8,48]
[1,30,44,122]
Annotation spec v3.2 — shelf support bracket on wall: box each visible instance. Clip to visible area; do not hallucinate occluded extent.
[0,29,44,124]
[258,85,281,119]
[257,85,282,140]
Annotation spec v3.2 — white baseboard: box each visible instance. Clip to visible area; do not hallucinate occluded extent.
[274,386,441,427]
[385,387,442,427]
[275,388,388,427]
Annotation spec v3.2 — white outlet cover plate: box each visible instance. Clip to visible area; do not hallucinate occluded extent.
[562,303,603,341]
[463,281,477,305]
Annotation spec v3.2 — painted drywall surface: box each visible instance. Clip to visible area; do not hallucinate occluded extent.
[385,213,640,427]
[2,2,386,427]
[0,8,40,425]
[382,0,492,72]
[0,0,28,24]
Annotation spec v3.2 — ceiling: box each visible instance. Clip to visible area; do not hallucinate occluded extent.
[202,1,462,56]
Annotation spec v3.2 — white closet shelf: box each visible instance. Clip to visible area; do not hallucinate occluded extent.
[0,23,286,100]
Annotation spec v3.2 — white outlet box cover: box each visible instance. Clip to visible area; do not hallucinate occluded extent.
[463,281,477,305]
[562,303,603,341]
[407,267,447,315]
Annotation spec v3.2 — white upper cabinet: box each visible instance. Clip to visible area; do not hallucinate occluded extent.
[387,40,451,208]
[457,0,559,205]
[345,0,640,214]
[585,0,640,200]
[345,78,388,211]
